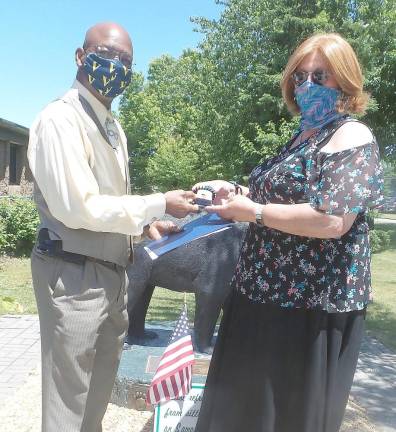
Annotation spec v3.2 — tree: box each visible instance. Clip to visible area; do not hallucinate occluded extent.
[193,0,396,168]
[119,0,396,191]
[120,51,225,191]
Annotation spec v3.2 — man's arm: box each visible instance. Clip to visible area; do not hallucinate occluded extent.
[28,106,188,236]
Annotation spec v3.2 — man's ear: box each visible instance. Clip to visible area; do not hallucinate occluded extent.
[75,48,85,67]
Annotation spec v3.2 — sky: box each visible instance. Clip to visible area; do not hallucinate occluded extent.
[0,0,223,128]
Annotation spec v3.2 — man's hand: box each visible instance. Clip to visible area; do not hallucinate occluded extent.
[164,190,199,218]
[144,220,182,240]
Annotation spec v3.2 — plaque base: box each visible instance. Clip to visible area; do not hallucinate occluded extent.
[111,321,212,411]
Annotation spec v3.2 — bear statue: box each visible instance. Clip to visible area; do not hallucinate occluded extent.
[125,219,248,354]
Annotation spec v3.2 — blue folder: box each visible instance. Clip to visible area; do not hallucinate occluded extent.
[144,213,233,259]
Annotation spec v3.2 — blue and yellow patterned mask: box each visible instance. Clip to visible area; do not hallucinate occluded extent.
[294,81,342,131]
[83,53,132,98]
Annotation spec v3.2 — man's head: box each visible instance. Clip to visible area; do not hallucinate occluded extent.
[76,22,133,107]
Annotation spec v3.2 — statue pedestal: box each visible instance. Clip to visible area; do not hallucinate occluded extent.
[111,321,212,411]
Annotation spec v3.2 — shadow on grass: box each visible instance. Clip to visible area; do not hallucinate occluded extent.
[147,303,196,321]
[366,301,396,351]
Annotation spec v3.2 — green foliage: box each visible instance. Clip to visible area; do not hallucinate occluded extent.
[370,229,391,254]
[383,161,396,198]
[360,0,396,147]
[0,218,7,252]
[0,197,39,256]
[119,0,396,191]
[119,53,217,191]
[146,136,200,191]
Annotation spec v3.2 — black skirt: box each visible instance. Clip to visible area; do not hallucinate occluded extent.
[195,291,365,432]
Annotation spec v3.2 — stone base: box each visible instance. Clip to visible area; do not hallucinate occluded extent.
[111,322,212,411]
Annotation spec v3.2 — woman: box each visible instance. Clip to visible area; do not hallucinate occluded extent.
[193,33,383,432]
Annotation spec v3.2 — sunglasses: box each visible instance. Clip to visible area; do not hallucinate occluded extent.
[84,45,132,68]
[291,69,331,86]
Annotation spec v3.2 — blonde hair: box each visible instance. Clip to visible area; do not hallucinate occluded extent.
[281,33,369,115]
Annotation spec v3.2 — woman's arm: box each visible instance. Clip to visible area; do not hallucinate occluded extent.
[259,202,356,238]
[205,195,357,239]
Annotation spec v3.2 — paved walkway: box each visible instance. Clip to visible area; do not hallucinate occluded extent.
[375,218,396,224]
[353,336,396,432]
[0,314,395,431]
[0,315,40,402]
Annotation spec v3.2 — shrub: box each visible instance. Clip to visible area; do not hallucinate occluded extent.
[0,196,39,256]
[370,229,391,254]
[366,210,378,230]
[0,218,7,252]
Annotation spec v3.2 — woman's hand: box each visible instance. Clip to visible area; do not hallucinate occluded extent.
[192,180,236,205]
[205,195,258,223]
[144,221,182,240]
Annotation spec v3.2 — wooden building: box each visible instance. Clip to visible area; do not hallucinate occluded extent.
[0,118,33,196]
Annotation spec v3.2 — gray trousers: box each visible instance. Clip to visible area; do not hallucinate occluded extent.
[31,247,128,432]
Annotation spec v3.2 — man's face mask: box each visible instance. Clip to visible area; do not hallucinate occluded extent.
[83,52,132,98]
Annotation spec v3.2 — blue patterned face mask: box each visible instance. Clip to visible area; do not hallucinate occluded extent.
[83,53,132,98]
[294,81,342,131]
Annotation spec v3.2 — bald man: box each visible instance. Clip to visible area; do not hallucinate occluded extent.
[28,22,197,432]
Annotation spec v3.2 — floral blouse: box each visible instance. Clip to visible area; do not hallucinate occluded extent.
[231,116,384,312]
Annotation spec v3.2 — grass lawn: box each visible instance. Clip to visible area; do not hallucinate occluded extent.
[0,257,36,314]
[0,256,195,319]
[366,223,396,350]
[1,225,395,350]
[145,288,195,322]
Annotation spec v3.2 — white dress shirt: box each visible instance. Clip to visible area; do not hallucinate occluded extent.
[28,80,166,236]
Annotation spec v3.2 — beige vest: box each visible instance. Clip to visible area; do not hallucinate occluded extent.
[34,94,132,267]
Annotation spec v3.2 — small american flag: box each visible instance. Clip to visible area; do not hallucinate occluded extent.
[146,304,195,405]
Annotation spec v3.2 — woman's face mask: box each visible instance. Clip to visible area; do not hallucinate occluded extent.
[294,80,342,131]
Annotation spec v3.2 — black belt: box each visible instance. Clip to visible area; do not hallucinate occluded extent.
[36,229,117,268]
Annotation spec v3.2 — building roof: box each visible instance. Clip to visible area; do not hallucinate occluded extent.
[0,118,29,137]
